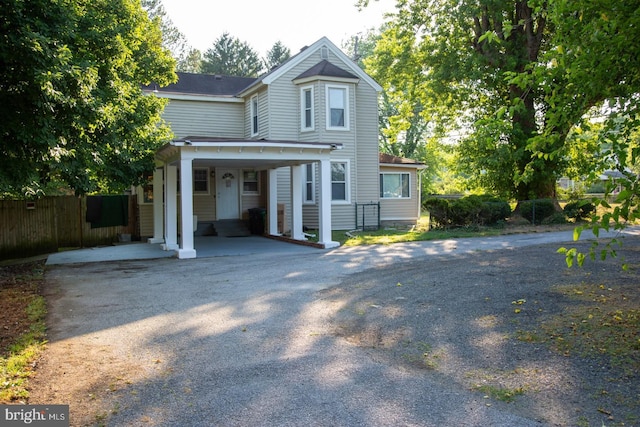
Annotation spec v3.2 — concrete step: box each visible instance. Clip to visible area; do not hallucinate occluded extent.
[212,219,251,237]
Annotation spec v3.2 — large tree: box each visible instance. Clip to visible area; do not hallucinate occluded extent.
[201,33,264,77]
[0,0,176,197]
[361,0,563,201]
[263,41,291,71]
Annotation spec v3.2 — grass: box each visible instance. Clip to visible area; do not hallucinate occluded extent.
[308,215,513,247]
[0,263,48,402]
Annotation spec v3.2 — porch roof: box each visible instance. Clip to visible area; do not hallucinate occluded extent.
[155,136,343,169]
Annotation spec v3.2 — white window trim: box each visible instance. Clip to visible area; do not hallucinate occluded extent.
[250,94,259,136]
[380,172,411,199]
[193,167,210,195]
[326,85,349,131]
[300,85,315,132]
[241,169,260,195]
[303,163,315,204]
[331,159,351,204]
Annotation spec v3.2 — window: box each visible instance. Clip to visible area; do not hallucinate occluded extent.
[303,163,315,203]
[331,161,350,202]
[242,170,259,194]
[326,85,348,130]
[193,168,209,194]
[380,172,410,198]
[251,95,259,135]
[301,86,314,131]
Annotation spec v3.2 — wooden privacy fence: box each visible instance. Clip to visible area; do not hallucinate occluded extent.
[0,195,138,261]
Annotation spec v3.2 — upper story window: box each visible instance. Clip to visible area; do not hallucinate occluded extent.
[380,172,410,199]
[251,95,259,136]
[301,86,314,131]
[331,160,350,203]
[326,85,349,130]
[303,163,315,204]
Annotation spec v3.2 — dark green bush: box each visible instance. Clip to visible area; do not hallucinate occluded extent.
[424,197,451,228]
[424,195,511,228]
[542,212,569,225]
[563,200,596,220]
[519,199,556,225]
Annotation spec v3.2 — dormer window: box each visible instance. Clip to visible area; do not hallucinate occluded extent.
[326,85,349,130]
[251,95,259,136]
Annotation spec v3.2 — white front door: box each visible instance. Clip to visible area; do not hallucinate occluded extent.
[216,168,240,219]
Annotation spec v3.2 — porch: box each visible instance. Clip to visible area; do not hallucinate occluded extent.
[149,137,342,259]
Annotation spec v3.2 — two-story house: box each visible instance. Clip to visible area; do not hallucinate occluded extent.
[140,37,424,258]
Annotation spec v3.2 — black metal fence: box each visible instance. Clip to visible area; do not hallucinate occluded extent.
[355,202,380,231]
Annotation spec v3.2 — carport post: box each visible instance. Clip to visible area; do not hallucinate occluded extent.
[148,167,165,244]
[268,168,279,235]
[318,159,339,248]
[290,165,304,240]
[177,158,196,259]
[162,164,179,251]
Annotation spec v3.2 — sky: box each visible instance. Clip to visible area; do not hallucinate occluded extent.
[160,0,397,57]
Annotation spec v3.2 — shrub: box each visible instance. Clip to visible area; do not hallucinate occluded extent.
[542,212,568,225]
[518,199,556,225]
[563,200,596,221]
[424,195,511,228]
[423,197,451,228]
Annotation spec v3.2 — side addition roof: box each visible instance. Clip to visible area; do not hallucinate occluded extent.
[143,73,257,97]
[379,153,426,168]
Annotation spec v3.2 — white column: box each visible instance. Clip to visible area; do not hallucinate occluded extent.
[290,165,304,240]
[178,158,196,259]
[318,159,339,248]
[162,164,179,251]
[148,167,165,244]
[267,168,279,235]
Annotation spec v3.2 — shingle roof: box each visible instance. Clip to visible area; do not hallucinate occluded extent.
[294,60,359,81]
[379,153,425,165]
[144,72,257,96]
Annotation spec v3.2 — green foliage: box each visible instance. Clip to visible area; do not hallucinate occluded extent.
[424,195,511,228]
[264,41,291,71]
[563,200,595,221]
[0,0,176,197]
[541,212,568,225]
[202,32,264,77]
[518,199,556,225]
[423,197,451,228]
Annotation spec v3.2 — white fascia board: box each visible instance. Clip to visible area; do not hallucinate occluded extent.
[380,163,427,170]
[144,91,243,103]
[262,37,382,92]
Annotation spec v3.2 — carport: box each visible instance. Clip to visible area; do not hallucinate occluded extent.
[148,137,342,259]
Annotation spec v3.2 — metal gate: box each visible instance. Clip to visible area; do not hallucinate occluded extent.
[355,202,380,231]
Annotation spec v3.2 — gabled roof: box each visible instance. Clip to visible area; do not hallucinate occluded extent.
[239,37,382,96]
[294,60,359,81]
[143,73,257,97]
[379,153,426,168]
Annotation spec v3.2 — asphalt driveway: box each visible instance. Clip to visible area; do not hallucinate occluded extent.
[31,227,639,426]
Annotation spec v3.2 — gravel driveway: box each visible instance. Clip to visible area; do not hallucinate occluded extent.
[29,229,640,426]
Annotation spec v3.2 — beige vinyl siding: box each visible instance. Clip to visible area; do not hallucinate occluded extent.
[379,165,421,224]
[265,80,299,140]
[258,47,380,231]
[245,88,269,138]
[138,203,154,238]
[353,84,380,204]
[163,99,244,138]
